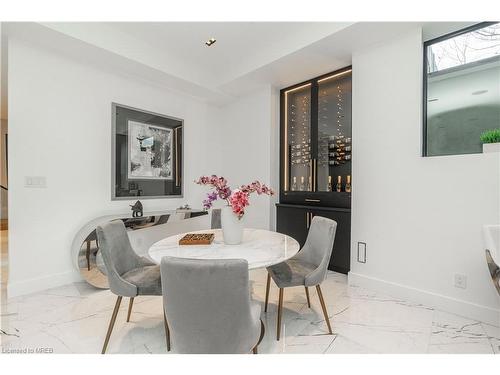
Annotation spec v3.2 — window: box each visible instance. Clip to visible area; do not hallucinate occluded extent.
[423,22,500,156]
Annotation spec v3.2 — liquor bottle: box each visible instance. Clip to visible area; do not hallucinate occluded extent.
[291,176,297,191]
[345,175,351,193]
[327,175,332,192]
[330,151,345,157]
[299,176,305,191]
[344,145,352,152]
[336,176,342,192]
[344,154,352,161]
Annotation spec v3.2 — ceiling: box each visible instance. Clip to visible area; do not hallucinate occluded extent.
[110,22,351,86]
[427,58,500,117]
[2,21,476,107]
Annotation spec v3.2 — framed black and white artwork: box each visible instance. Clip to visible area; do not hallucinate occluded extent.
[127,121,173,180]
[112,103,183,200]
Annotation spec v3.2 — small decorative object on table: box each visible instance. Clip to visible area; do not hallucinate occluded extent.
[195,175,274,245]
[179,233,215,245]
[130,200,143,217]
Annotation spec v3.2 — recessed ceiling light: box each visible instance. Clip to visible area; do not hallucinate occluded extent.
[471,90,488,95]
[205,38,216,47]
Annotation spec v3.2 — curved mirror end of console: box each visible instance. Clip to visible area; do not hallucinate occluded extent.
[76,210,209,289]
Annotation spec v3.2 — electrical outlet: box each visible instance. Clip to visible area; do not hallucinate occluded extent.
[454,274,467,289]
[24,176,47,188]
[357,242,366,263]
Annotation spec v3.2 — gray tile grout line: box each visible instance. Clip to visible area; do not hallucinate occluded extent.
[480,322,499,354]
[322,335,337,353]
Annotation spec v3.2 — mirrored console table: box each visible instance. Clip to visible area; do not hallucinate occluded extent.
[71,209,219,289]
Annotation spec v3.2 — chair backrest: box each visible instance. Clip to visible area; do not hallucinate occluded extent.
[297,216,337,285]
[96,220,141,296]
[160,257,259,353]
[211,208,221,229]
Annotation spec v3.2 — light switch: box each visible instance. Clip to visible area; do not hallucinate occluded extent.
[25,176,47,188]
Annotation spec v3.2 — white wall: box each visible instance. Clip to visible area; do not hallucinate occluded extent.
[7,38,217,296]
[0,119,6,186]
[210,87,279,230]
[349,28,500,325]
[0,120,6,220]
[0,23,7,221]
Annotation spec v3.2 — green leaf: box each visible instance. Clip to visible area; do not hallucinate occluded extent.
[480,128,500,144]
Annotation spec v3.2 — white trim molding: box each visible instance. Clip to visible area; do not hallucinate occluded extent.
[7,271,83,298]
[349,272,500,327]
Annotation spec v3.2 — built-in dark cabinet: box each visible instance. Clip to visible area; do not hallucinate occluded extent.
[276,204,351,274]
[277,66,352,274]
[276,204,309,246]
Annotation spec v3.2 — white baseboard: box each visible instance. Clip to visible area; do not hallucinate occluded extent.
[348,272,500,327]
[7,271,83,298]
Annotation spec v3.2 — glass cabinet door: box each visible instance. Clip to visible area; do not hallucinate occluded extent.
[316,70,352,192]
[284,83,312,192]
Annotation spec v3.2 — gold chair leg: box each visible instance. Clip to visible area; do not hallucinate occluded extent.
[163,311,171,352]
[253,319,265,354]
[316,285,333,334]
[305,287,311,308]
[264,273,271,312]
[101,296,122,354]
[277,288,284,341]
[126,297,134,322]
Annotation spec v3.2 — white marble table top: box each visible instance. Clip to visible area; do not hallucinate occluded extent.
[148,228,300,269]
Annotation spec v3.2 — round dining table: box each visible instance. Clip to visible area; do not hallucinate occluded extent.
[148,228,300,269]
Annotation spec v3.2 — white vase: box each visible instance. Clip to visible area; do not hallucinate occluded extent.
[221,206,245,245]
[482,142,500,153]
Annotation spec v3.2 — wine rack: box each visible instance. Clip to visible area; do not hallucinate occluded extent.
[280,66,352,206]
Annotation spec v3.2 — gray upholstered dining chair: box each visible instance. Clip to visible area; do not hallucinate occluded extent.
[160,256,265,354]
[265,215,337,340]
[96,220,169,354]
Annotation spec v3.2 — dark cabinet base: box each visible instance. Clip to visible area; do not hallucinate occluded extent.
[276,203,351,274]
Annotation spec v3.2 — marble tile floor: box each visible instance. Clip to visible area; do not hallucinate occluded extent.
[1,268,499,354]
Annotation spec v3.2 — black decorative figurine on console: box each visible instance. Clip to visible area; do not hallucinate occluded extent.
[130,200,143,217]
